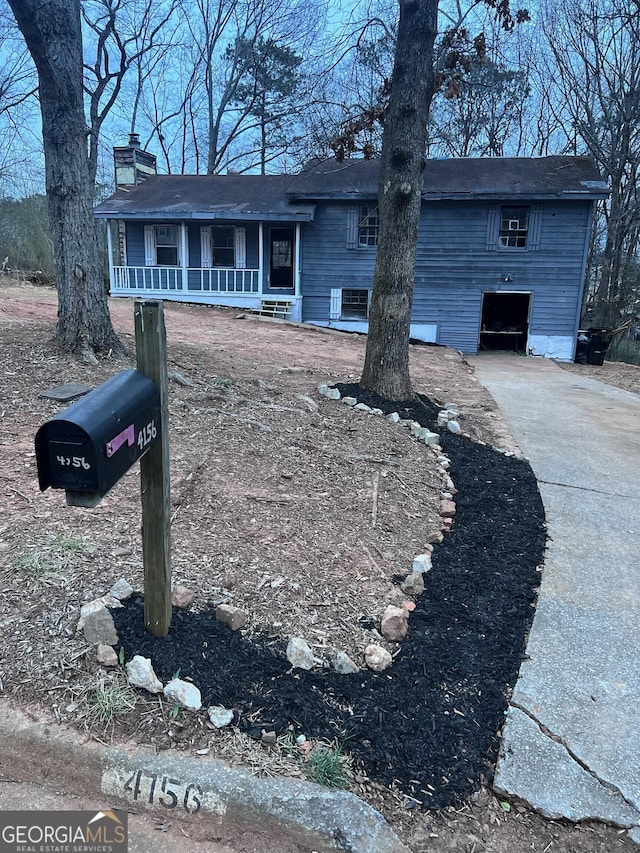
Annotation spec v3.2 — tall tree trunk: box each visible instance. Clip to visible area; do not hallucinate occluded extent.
[360,0,438,400]
[8,0,123,358]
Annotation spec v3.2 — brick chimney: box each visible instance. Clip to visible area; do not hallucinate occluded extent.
[113,133,157,189]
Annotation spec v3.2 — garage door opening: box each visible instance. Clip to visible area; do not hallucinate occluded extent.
[480,292,530,352]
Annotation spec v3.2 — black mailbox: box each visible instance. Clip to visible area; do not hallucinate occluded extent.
[35,369,161,506]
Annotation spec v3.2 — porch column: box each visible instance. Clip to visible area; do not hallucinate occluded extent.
[258,222,264,295]
[106,219,115,293]
[180,221,188,291]
[294,222,301,297]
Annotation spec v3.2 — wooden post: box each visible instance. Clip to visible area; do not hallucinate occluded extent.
[134,300,172,636]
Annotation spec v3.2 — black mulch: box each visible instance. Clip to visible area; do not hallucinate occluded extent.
[113,383,546,810]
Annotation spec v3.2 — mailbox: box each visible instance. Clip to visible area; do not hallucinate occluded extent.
[35,369,161,506]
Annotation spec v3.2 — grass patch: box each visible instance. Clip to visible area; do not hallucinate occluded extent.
[55,533,92,554]
[303,740,353,789]
[11,551,59,577]
[85,675,137,726]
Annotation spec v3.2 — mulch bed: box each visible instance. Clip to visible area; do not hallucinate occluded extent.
[113,384,546,810]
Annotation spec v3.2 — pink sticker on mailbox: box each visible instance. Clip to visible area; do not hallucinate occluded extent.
[106,424,135,457]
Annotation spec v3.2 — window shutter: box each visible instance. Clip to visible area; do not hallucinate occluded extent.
[235,227,246,269]
[200,227,212,267]
[144,225,155,266]
[330,288,341,319]
[528,204,543,251]
[486,205,500,251]
[346,205,358,249]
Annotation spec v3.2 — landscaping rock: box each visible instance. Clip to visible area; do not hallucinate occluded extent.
[427,531,445,545]
[96,644,118,667]
[126,655,163,694]
[440,499,457,518]
[215,604,247,631]
[364,644,392,672]
[208,705,234,728]
[387,412,400,424]
[83,606,119,646]
[164,678,202,711]
[401,572,425,595]
[342,396,358,406]
[171,584,196,609]
[354,402,371,412]
[286,637,315,670]
[447,420,462,434]
[412,553,433,573]
[109,578,133,601]
[325,387,341,400]
[333,650,359,674]
[381,605,409,642]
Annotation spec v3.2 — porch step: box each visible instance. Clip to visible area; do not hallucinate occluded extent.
[253,299,293,319]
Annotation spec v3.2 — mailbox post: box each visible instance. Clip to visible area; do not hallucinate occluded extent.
[35,300,172,637]
[135,300,172,637]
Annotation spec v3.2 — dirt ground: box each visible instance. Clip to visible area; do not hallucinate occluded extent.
[0,276,638,853]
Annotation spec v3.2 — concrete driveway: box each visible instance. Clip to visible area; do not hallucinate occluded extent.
[469,354,640,836]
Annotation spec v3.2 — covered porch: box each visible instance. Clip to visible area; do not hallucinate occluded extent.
[101,215,311,323]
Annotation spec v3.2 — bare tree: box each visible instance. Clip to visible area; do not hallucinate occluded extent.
[543,0,640,327]
[82,0,178,186]
[8,0,123,358]
[359,0,528,398]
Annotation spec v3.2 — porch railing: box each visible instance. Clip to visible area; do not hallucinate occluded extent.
[111,266,260,295]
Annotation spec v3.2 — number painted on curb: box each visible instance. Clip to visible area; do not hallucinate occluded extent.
[124,769,202,814]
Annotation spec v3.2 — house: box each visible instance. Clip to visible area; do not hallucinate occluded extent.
[94,140,608,360]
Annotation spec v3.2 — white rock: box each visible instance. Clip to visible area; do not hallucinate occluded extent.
[371,408,384,416]
[164,678,202,711]
[387,412,400,424]
[354,402,371,412]
[208,705,234,728]
[325,387,341,400]
[437,411,450,427]
[109,578,133,601]
[447,420,462,434]
[412,553,433,573]
[317,383,329,396]
[333,650,359,674]
[364,644,392,672]
[126,655,163,694]
[342,396,358,406]
[286,637,316,670]
[423,431,440,446]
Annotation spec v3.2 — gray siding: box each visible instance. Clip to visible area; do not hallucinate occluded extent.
[300,204,377,321]
[301,198,592,353]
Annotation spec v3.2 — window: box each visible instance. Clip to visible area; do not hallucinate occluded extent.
[358,205,379,247]
[211,226,235,267]
[498,206,529,249]
[155,225,178,265]
[341,288,370,318]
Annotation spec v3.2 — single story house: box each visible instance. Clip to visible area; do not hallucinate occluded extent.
[95,140,608,360]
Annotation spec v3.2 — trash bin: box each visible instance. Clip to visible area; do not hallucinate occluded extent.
[586,328,610,365]
[575,331,590,364]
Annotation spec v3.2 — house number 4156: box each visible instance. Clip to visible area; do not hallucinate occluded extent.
[124,769,202,814]
[137,420,157,451]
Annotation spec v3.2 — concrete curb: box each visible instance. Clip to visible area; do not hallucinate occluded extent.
[0,701,409,853]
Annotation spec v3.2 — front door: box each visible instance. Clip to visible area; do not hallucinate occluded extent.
[269,227,294,290]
